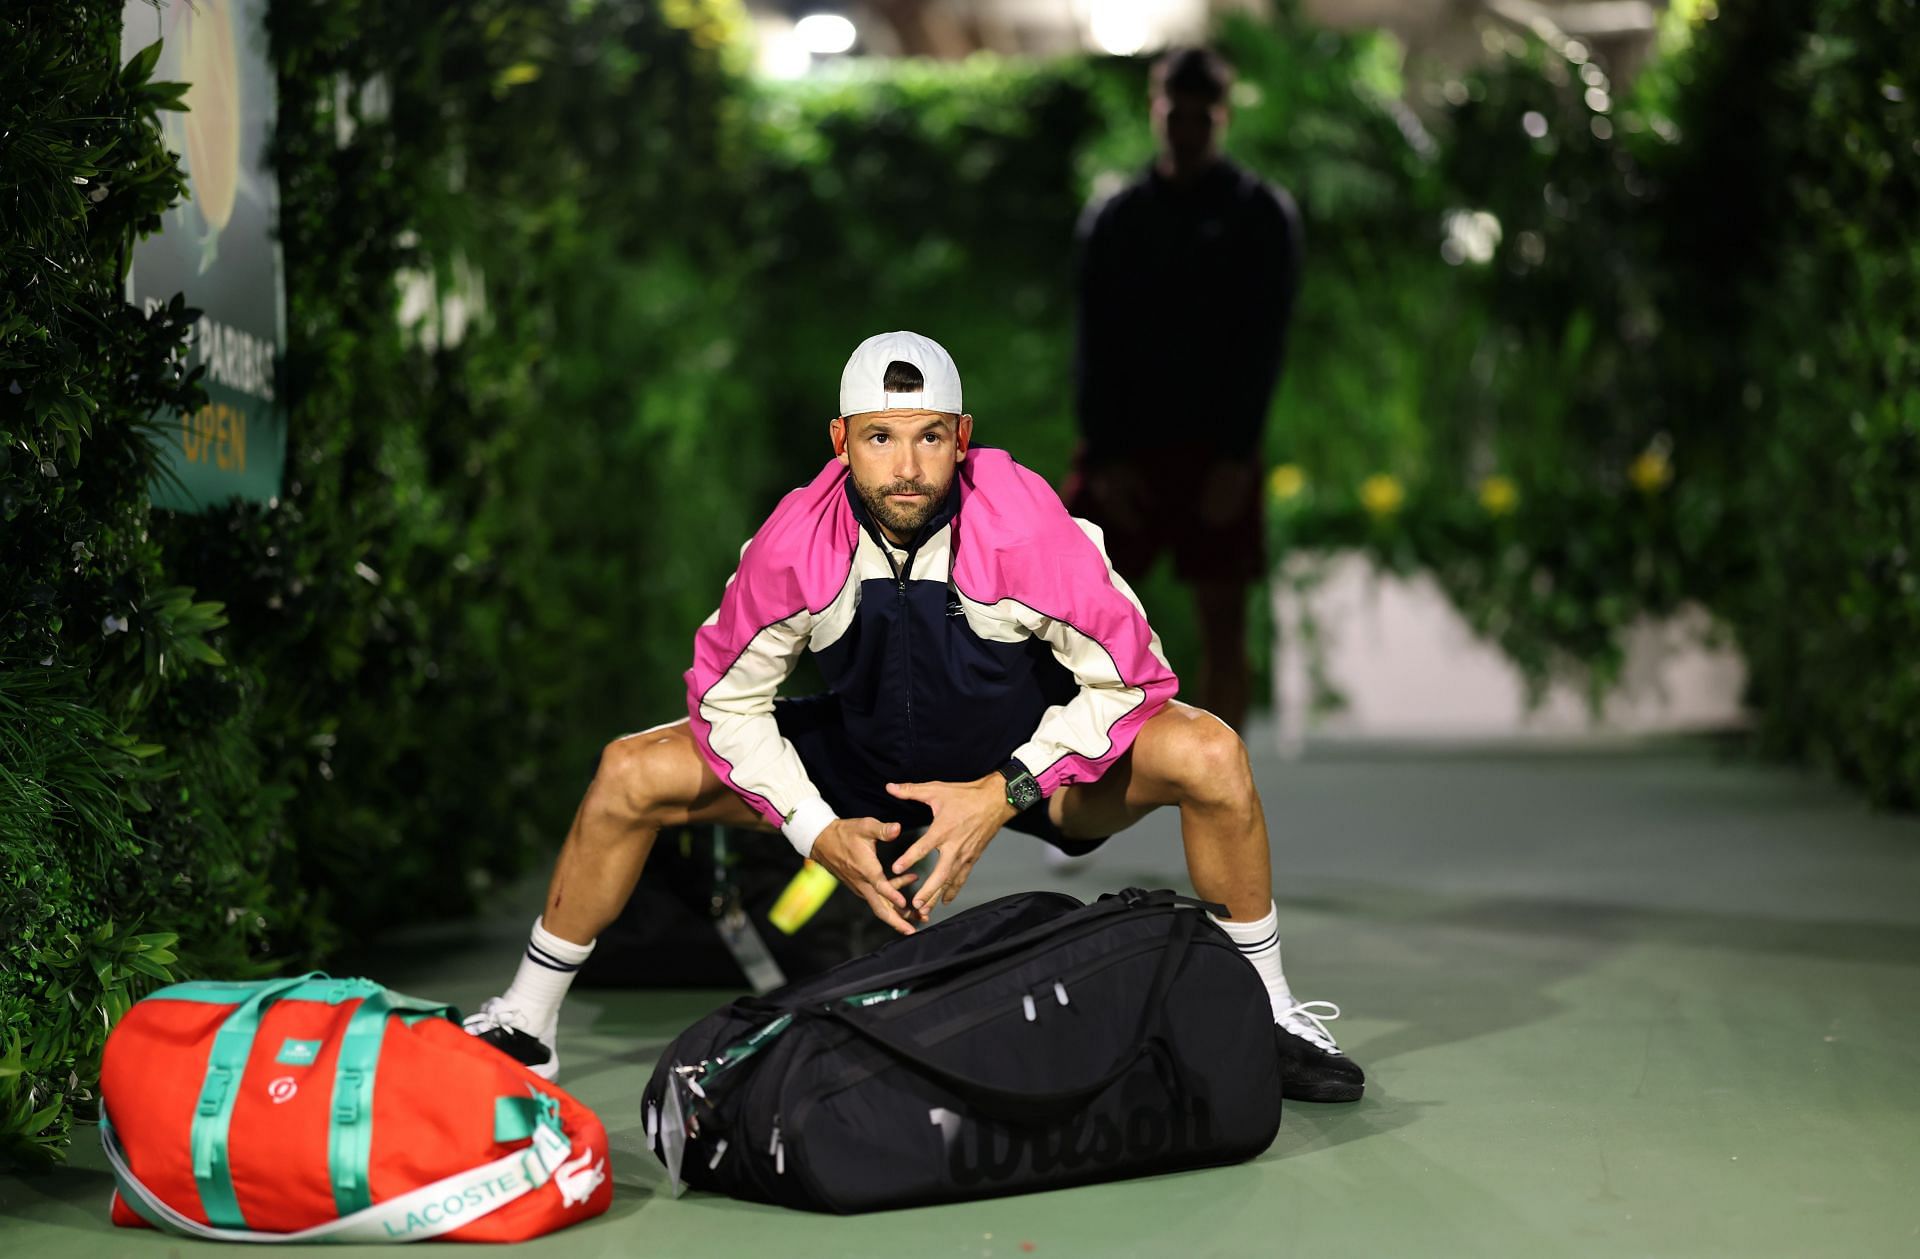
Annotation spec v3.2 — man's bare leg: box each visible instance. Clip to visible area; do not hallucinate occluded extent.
[1048,702,1268,918]
[543,720,771,944]
[1048,701,1364,1101]
[465,720,770,1078]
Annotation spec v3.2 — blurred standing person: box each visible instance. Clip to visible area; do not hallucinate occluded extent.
[1065,46,1303,734]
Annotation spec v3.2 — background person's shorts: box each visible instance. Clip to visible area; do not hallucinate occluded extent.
[1062,443,1267,585]
[772,694,1111,858]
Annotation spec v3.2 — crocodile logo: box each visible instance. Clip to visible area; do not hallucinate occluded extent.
[554,1145,606,1207]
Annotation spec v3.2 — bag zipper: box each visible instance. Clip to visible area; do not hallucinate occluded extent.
[834,898,1186,1021]
[787,891,1169,1014]
[763,890,1081,1013]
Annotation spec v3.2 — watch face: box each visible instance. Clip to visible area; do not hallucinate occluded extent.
[1008,775,1041,811]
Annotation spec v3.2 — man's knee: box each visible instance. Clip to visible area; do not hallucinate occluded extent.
[590,726,702,828]
[1163,708,1254,806]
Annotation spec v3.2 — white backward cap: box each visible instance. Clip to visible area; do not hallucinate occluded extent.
[839,330,963,417]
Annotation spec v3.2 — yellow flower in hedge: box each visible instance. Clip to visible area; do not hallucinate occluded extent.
[1269,463,1307,503]
[1478,474,1519,516]
[1629,447,1673,494]
[1359,473,1405,518]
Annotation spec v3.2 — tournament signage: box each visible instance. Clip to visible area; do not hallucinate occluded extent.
[120,0,286,512]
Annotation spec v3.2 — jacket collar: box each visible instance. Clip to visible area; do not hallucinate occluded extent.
[842,466,962,560]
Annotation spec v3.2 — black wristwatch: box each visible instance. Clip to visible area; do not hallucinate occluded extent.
[998,758,1041,812]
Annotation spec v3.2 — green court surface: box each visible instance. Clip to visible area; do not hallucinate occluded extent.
[5,734,1919,1257]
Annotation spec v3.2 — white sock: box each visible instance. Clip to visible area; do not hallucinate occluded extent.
[1210,902,1295,1022]
[498,916,595,1034]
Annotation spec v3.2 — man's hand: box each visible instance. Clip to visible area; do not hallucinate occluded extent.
[810,817,920,935]
[885,775,1022,919]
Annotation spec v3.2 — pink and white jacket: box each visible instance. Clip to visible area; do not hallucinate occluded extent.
[683,447,1179,851]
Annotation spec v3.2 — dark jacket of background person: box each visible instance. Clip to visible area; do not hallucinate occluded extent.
[1073,157,1304,464]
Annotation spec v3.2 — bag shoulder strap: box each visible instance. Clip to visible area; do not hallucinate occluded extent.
[102,1097,577,1244]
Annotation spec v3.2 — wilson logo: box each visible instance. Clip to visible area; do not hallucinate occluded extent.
[928,1095,1215,1187]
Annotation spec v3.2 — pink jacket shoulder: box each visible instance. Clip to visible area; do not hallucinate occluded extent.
[953,448,1111,611]
[731,456,861,618]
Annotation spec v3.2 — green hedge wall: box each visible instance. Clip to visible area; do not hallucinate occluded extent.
[1670,0,1920,803]
[4,2,240,1167]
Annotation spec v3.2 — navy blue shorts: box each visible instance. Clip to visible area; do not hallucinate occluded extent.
[773,694,1111,857]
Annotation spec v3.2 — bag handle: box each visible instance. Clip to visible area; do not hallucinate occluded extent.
[190,972,327,1228]
[329,989,454,1217]
[102,1098,577,1244]
[819,904,1206,1122]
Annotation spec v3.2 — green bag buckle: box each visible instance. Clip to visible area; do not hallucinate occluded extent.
[195,1067,233,1118]
[333,1069,365,1125]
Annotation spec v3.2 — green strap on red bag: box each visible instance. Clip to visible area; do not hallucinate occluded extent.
[102,1097,575,1243]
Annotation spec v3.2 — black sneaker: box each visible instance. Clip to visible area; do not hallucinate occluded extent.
[462,997,559,1081]
[1274,1000,1365,1103]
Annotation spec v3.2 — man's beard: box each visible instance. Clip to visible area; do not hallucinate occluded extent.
[855,475,949,538]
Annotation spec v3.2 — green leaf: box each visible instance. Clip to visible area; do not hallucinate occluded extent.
[121,40,164,89]
[25,1102,65,1136]
[125,955,174,982]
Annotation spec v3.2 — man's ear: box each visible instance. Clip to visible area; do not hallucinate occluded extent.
[955,413,973,461]
[831,415,849,464]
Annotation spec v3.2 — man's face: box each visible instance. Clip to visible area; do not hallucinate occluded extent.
[833,408,972,538]
[1152,88,1227,171]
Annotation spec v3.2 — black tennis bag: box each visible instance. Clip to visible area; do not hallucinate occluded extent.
[641,887,1283,1212]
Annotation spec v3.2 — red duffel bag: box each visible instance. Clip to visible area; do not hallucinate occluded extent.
[99,973,613,1243]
